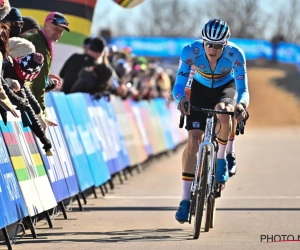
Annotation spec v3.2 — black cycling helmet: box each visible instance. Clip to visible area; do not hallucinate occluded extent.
[202,18,230,43]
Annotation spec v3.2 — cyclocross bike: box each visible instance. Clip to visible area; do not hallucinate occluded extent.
[179,103,247,239]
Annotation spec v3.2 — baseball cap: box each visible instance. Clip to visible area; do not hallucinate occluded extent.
[45,12,70,32]
[89,37,106,53]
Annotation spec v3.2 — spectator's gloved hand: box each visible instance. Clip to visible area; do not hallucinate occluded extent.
[49,74,62,90]
[6,79,21,92]
[45,78,57,93]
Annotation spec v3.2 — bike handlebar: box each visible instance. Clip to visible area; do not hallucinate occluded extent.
[179,104,249,136]
[191,106,235,115]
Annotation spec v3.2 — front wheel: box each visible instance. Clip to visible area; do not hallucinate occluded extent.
[193,148,210,239]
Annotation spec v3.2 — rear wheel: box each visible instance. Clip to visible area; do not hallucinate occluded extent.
[204,195,213,232]
[188,195,195,224]
[210,154,218,229]
[193,147,210,239]
[210,198,216,228]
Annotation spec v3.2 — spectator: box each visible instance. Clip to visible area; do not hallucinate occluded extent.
[107,44,118,64]
[25,12,70,112]
[3,52,52,151]
[0,0,10,18]
[8,36,35,58]
[1,7,24,38]
[0,3,19,118]
[83,37,92,53]
[271,34,285,63]
[113,52,128,79]
[20,16,39,37]
[69,63,112,95]
[60,36,106,94]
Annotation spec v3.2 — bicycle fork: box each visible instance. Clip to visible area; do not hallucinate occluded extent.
[191,117,215,197]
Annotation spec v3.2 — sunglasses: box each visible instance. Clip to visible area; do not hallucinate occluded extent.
[46,17,69,26]
[3,21,24,27]
[204,42,224,50]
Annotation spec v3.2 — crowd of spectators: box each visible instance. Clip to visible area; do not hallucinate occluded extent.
[0,0,175,154]
[60,35,174,104]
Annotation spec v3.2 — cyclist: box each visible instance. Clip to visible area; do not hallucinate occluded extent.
[172,18,249,223]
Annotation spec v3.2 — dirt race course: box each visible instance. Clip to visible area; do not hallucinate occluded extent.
[246,61,300,127]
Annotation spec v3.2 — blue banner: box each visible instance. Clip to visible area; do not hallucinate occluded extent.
[112,36,300,72]
[152,98,175,150]
[44,96,79,197]
[130,100,152,156]
[101,99,128,172]
[84,95,116,175]
[0,132,28,228]
[230,38,273,60]
[276,42,300,64]
[47,92,94,192]
[0,198,5,228]
[106,100,130,168]
[112,37,193,57]
[66,93,111,186]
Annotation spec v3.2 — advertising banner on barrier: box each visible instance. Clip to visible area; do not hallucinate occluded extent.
[0,196,5,229]
[17,125,57,211]
[153,98,175,150]
[85,96,117,175]
[0,113,56,216]
[101,98,128,172]
[110,96,137,166]
[148,100,168,153]
[122,99,148,164]
[66,93,111,186]
[104,99,130,168]
[130,100,152,156]
[45,97,79,196]
[34,134,71,202]
[47,92,94,192]
[0,132,28,228]
[168,102,184,145]
[138,100,160,156]
[170,101,188,143]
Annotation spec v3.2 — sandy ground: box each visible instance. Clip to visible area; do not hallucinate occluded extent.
[246,67,300,127]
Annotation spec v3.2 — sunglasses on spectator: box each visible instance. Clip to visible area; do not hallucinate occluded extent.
[204,41,225,49]
[3,21,24,27]
[46,17,69,26]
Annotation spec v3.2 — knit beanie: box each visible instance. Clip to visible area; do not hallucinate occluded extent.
[0,0,10,20]
[2,7,22,22]
[8,37,36,58]
[14,52,44,81]
[21,16,40,34]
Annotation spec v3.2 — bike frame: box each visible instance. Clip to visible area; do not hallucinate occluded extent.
[192,113,216,197]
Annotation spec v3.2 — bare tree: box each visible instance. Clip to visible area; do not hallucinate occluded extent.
[272,0,300,44]
[132,0,204,37]
[204,0,272,39]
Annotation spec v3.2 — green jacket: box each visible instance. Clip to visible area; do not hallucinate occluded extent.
[25,30,52,113]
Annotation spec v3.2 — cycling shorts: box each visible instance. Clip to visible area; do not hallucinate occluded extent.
[185,79,237,131]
